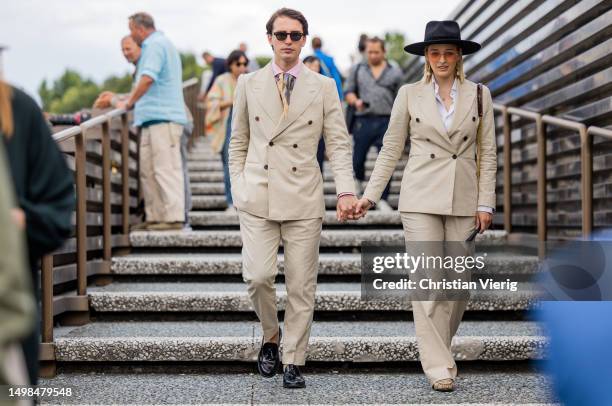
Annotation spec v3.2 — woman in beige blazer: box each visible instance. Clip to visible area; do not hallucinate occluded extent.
[356,21,497,392]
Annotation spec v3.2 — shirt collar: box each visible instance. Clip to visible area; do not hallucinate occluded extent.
[433,77,458,98]
[142,30,160,47]
[272,60,302,78]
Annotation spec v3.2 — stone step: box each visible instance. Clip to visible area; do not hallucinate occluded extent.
[189,172,224,182]
[189,169,406,183]
[189,210,402,226]
[88,281,540,312]
[187,160,408,172]
[111,252,538,276]
[129,229,507,248]
[54,320,547,362]
[190,181,404,195]
[39,365,555,405]
[191,195,401,210]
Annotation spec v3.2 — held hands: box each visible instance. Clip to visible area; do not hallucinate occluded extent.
[336,195,359,222]
[336,196,373,222]
[354,197,373,217]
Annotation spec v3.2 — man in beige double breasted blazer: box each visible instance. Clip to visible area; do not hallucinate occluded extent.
[228,8,357,388]
[356,21,497,392]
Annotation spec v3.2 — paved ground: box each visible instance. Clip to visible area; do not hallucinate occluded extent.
[40,363,557,405]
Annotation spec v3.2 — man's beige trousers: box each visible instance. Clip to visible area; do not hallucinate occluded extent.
[238,209,322,366]
[400,212,475,384]
[140,122,185,223]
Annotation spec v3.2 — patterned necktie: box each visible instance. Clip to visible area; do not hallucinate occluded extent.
[275,72,295,118]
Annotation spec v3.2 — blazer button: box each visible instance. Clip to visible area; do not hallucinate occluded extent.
[269,141,274,146]
[292,167,297,172]
[463,136,468,141]
[452,154,457,159]
[264,164,268,170]
[416,118,420,123]
[293,144,298,148]
[430,153,435,159]
[308,120,313,125]
[255,116,260,121]
[472,116,476,122]
[426,138,431,142]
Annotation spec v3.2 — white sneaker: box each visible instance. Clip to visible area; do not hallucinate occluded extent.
[225,204,236,213]
[376,199,393,212]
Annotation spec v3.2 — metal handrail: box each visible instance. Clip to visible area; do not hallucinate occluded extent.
[492,103,609,239]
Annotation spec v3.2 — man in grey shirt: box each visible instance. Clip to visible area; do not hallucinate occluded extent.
[345,37,403,209]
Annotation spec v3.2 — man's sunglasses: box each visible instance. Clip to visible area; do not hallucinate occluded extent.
[272,31,305,41]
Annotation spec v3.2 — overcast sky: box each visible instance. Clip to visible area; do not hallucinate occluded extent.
[1,0,460,104]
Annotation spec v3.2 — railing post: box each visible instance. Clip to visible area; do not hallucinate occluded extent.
[74,131,87,296]
[39,254,56,377]
[580,127,593,239]
[121,114,130,235]
[502,108,512,234]
[536,116,547,241]
[41,255,54,343]
[101,120,112,261]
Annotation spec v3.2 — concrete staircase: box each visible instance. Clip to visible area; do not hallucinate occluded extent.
[41,138,556,405]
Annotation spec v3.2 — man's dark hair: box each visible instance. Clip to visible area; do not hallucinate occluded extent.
[202,51,212,58]
[266,8,309,35]
[358,34,368,53]
[226,50,249,68]
[366,36,386,52]
[311,37,322,49]
[129,12,155,30]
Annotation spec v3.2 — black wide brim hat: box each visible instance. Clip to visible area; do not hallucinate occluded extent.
[404,20,481,55]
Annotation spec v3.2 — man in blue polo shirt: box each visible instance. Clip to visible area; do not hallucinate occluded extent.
[120,12,187,231]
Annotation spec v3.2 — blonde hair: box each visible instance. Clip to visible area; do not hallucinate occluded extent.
[0,80,13,137]
[423,45,465,84]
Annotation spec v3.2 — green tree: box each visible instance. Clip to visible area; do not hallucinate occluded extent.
[384,32,414,70]
[48,82,100,114]
[101,73,133,94]
[40,53,202,113]
[180,52,203,82]
[39,69,101,113]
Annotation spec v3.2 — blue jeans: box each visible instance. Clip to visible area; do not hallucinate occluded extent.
[352,115,391,200]
[221,110,233,206]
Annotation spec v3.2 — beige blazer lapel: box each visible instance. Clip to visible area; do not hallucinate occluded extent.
[416,80,453,147]
[252,63,283,134]
[272,64,321,139]
[448,80,476,136]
